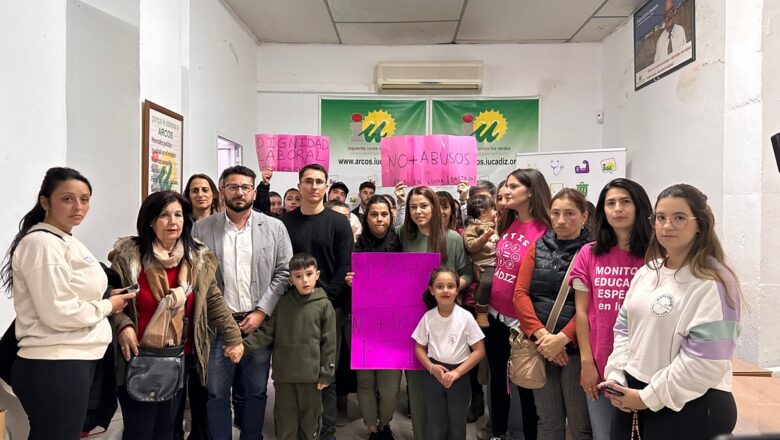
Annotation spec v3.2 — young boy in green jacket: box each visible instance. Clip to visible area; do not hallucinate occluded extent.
[243,253,337,440]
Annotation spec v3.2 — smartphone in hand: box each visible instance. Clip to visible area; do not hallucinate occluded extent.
[603,385,625,397]
[122,284,139,294]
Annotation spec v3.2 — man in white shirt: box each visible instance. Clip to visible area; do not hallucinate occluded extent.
[654,0,687,64]
[193,165,293,440]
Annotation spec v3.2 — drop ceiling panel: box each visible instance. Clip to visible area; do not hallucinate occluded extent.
[457,0,604,41]
[328,0,464,22]
[337,21,458,45]
[224,0,339,44]
[596,0,646,17]
[572,17,628,42]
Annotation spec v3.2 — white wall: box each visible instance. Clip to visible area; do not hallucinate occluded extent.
[0,1,68,327]
[189,0,258,180]
[66,0,141,258]
[256,42,604,192]
[758,0,780,371]
[601,0,726,214]
[602,0,780,368]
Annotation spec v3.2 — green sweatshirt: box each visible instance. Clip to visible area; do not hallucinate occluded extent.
[243,286,337,384]
[398,227,474,286]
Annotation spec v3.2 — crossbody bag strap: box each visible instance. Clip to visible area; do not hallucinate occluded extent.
[180,287,193,348]
[544,250,579,333]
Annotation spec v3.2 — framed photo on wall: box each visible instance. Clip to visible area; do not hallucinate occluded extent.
[142,100,184,198]
[633,0,696,90]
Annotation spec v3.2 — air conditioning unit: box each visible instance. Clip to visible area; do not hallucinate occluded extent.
[376,61,483,92]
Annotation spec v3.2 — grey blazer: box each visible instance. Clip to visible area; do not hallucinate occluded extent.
[192,211,293,315]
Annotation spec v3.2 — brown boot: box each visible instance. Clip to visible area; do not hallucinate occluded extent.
[475,303,490,328]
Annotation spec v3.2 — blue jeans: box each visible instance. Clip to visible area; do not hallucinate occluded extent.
[586,394,615,440]
[207,333,272,440]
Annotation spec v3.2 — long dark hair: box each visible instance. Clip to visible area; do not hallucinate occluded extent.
[646,184,742,308]
[403,186,449,264]
[498,168,551,234]
[422,266,460,309]
[436,190,461,230]
[2,167,93,292]
[134,191,201,267]
[183,173,219,215]
[592,178,652,258]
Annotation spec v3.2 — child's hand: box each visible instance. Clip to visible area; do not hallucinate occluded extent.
[442,370,461,389]
[481,227,494,238]
[316,383,328,391]
[345,271,354,287]
[430,364,449,385]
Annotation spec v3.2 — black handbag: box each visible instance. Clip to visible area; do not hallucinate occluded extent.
[0,320,18,384]
[124,317,188,402]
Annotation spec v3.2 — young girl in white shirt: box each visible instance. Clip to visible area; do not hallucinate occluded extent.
[600,183,742,440]
[412,267,485,440]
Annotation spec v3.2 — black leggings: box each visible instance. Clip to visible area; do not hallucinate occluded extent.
[12,357,98,440]
[612,374,737,440]
[483,315,537,439]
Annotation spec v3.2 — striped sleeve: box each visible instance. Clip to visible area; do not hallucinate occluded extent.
[604,299,630,386]
[639,279,741,412]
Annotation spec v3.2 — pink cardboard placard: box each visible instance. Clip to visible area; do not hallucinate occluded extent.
[380,135,477,187]
[255,134,329,172]
[350,252,441,370]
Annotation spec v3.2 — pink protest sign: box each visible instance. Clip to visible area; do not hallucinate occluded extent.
[351,252,441,370]
[380,135,477,187]
[255,134,329,172]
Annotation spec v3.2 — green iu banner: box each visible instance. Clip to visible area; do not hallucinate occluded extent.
[431,99,539,182]
[321,98,426,192]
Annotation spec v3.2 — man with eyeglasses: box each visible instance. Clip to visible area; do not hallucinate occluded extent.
[193,165,293,440]
[282,163,354,440]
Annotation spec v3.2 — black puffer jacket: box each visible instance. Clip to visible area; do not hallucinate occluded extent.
[529,228,590,333]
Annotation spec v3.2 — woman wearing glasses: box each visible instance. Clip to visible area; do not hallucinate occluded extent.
[600,183,742,440]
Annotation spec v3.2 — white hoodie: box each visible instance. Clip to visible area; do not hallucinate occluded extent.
[12,222,113,360]
[604,260,741,412]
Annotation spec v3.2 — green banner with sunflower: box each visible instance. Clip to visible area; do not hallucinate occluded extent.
[431,99,539,182]
[320,98,426,191]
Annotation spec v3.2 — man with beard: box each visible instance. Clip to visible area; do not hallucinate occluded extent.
[282,164,353,440]
[193,165,293,440]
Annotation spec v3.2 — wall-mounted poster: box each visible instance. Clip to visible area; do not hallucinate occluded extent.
[431,98,539,183]
[634,0,695,90]
[142,100,183,198]
[515,148,626,201]
[320,98,426,193]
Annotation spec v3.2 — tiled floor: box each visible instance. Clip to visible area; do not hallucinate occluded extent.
[94,378,486,440]
[18,375,780,439]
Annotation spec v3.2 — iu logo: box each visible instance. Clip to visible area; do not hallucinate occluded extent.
[350,110,396,143]
[462,110,508,143]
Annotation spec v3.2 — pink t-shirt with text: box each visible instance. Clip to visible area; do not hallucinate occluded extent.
[490,219,547,317]
[568,242,644,379]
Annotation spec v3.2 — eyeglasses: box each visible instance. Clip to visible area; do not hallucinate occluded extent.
[301,178,327,187]
[649,213,696,228]
[223,184,255,193]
